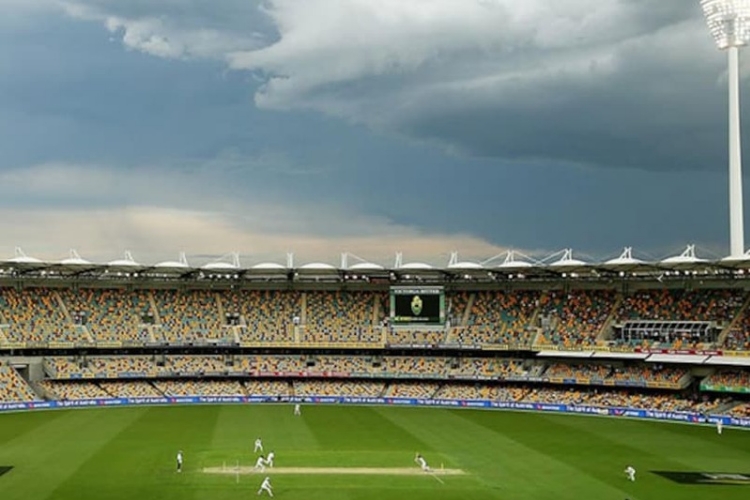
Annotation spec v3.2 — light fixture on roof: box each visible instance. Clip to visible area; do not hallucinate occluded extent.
[701,0,750,257]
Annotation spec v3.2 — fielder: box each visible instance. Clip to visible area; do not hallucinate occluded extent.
[266,451,275,468]
[257,476,273,497]
[294,404,301,416]
[415,453,430,471]
[624,465,636,482]
[717,420,723,435]
[255,455,266,472]
[176,450,183,473]
[254,437,264,453]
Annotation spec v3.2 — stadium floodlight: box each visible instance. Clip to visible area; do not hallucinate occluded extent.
[701,0,750,257]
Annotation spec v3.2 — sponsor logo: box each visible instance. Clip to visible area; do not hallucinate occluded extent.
[410,295,423,316]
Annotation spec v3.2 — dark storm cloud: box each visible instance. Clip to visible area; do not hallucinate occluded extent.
[225,1,733,173]
[0,0,741,259]
[59,1,730,173]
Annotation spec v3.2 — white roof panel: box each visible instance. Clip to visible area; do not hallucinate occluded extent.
[447,261,483,269]
[496,260,533,269]
[299,262,336,270]
[201,262,237,270]
[646,354,709,364]
[154,261,189,269]
[703,356,750,366]
[7,255,43,264]
[252,262,286,270]
[550,258,587,267]
[591,351,649,360]
[348,262,384,271]
[399,262,434,270]
[660,245,706,268]
[60,257,92,266]
[107,259,140,267]
[536,350,595,358]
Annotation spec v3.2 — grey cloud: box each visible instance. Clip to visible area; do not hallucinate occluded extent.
[65,0,723,172]
[236,1,725,172]
[60,0,272,59]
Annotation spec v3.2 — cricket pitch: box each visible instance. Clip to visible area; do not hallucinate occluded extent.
[202,466,466,476]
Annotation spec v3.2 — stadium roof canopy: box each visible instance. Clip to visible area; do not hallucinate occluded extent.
[1,245,749,284]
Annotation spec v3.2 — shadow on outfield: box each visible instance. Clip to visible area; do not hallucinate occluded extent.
[653,471,750,486]
[0,466,13,477]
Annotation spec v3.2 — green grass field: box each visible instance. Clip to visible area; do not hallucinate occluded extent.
[1,404,749,499]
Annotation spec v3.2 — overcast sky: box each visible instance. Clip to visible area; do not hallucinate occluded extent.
[0,0,744,265]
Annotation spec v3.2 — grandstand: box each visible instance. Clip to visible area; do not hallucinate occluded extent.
[221,290,299,344]
[449,290,540,347]
[302,291,384,344]
[0,263,750,428]
[58,288,153,344]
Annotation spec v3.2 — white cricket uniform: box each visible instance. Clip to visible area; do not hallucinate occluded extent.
[254,439,263,453]
[258,476,273,497]
[415,455,430,471]
[266,452,275,467]
[717,420,723,435]
[294,404,301,415]
[255,456,266,472]
[625,466,636,482]
[177,451,183,472]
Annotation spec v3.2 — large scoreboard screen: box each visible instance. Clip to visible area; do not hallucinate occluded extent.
[390,286,445,324]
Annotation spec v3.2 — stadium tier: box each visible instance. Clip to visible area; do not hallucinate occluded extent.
[23,354,730,393]
[0,286,748,352]
[1,352,748,425]
[1,282,750,428]
[538,290,615,347]
[302,291,385,344]
[448,290,540,347]
[58,288,153,344]
[0,363,40,403]
[222,290,300,344]
[610,289,746,350]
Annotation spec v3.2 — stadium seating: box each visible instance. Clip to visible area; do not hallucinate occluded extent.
[40,355,702,391]
[0,288,70,343]
[99,381,164,398]
[58,288,153,344]
[221,290,299,343]
[302,291,383,344]
[725,309,750,350]
[2,287,750,352]
[387,328,448,345]
[383,382,440,398]
[153,290,225,344]
[293,380,384,397]
[613,289,745,349]
[0,364,39,402]
[537,290,615,347]
[728,403,750,418]
[39,380,110,400]
[701,370,750,391]
[616,289,743,323]
[153,380,246,397]
[245,380,292,397]
[609,365,687,385]
[544,363,612,380]
[4,285,750,423]
[452,291,540,346]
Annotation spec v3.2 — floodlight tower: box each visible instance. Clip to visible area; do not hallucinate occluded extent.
[702,0,750,257]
